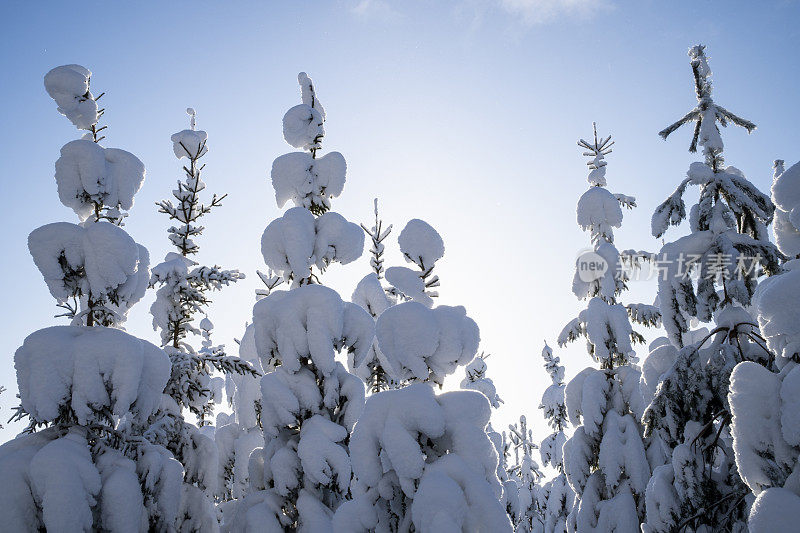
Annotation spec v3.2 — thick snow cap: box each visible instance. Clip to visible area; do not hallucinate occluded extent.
[44,64,99,129]
[171,129,208,159]
[55,139,145,220]
[15,326,170,425]
[398,219,445,270]
[271,151,346,211]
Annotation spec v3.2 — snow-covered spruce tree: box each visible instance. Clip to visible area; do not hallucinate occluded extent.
[145,109,254,529]
[507,414,545,532]
[0,65,185,532]
[223,72,374,532]
[557,125,653,532]
[536,343,575,533]
[641,46,780,532]
[727,160,800,532]
[334,295,511,527]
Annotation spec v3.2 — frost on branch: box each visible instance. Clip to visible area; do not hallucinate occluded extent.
[55,139,145,222]
[376,301,480,385]
[44,64,99,130]
[260,206,364,285]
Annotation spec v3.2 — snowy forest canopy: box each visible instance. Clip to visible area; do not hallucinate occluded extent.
[1,44,799,532]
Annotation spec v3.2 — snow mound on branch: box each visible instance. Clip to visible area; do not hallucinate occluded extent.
[29,221,150,310]
[412,454,512,532]
[398,219,445,269]
[729,362,796,496]
[772,161,800,257]
[283,104,324,150]
[351,273,393,318]
[315,211,364,267]
[260,207,363,282]
[44,64,98,129]
[55,139,145,220]
[385,266,432,307]
[640,337,678,405]
[171,129,208,159]
[460,356,502,408]
[29,429,101,533]
[579,298,633,363]
[298,72,325,119]
[749,488,800,532]
[271,151,346,211]
[577,186,623,239]
[15,326,170,425]
[252,284,374,375]
[376,301,479,384]
[753,262,800,368]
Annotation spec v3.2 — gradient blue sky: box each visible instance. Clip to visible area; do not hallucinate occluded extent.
[1,0,798,442]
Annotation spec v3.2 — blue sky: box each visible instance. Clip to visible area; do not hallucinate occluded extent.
[1,0,798,441]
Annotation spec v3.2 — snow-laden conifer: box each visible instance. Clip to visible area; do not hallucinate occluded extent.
[536,343,575,533]
[558,125,652,532]
[224,73,374,531]
[334,250,510,529]
[0,65,187,532]
[642,46,779,532]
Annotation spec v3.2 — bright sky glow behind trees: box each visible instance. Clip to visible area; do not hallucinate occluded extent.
[1,0,799,444]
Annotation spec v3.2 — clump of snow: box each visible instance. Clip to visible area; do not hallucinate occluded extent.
[283,104,324,150]
[771,161,800,257]
[385,266,433,307]
[398,219,445,269]
[577,186,623,243]
[253,284,374,377]
[298,72,325,119]
[460,356,502,408]
[171,129,208,159]
[748,488,800,532]
[15,326,170,425]
[753,261,800,368]
[376,301,479,384]
[260,207,364,283]
[271,151,346,211]
[54,139,146,221]
[335,383,510,531]
[351,273,393,318]
[29,221,150,319]
[44,65,98,129]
